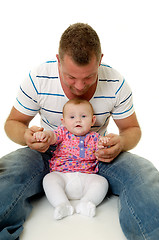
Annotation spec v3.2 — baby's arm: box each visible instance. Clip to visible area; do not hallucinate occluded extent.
[34,130,57,145]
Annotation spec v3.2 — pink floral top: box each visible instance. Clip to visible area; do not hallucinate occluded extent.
[49,126,100,174]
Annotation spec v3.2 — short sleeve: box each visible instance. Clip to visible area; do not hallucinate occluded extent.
[14,69,40,116]
[111,79,134,119]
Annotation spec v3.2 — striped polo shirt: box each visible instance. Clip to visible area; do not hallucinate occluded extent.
[14,60,134,135]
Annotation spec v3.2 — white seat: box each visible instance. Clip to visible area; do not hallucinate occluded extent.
[21,196,126,240]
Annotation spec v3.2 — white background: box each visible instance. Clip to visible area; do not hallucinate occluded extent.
[0,0,159,169]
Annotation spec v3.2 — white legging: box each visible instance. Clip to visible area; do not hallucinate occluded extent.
[43,171,108,219]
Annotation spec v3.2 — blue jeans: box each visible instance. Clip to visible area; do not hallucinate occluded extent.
[0,148,159,240]
[98,152,159,240]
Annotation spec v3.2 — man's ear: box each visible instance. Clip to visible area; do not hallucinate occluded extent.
[92,115,96,126]
[56,54,61,65]
[99,54,104,66]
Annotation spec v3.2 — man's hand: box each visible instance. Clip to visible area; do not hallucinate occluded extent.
[95,113,142,163]
[96,133,124,163]
[24,126,50,153]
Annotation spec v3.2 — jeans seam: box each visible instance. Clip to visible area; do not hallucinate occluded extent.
[122,188,148,240]
[100,166,148,240]
[0,168,45,223]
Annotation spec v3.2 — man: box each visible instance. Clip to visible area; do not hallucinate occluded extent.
[1,23,159,239]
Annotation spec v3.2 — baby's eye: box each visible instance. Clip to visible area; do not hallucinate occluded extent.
[70,116,75,119]
[82,115,86,118]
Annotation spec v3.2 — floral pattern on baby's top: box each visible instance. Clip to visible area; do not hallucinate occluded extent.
[49,126,100,173]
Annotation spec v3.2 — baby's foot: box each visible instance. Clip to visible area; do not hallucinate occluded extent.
[54,203,74,220]
[75,201,96,217]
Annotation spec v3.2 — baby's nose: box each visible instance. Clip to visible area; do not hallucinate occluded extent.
[76,117,81,122]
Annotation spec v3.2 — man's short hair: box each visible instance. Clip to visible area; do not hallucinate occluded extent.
[58,23,102,65]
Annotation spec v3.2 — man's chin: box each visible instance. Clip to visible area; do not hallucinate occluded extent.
[71,89,87,96]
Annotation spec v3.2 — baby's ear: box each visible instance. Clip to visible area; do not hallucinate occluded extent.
[92,115,96,126]
[61,118,65,126]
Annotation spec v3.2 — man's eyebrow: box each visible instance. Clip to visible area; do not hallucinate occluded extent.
[85,73,94,78]
[67,73,95,79]
[67,74,76,78]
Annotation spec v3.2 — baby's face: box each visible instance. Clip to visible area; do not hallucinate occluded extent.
[61,103,96,136]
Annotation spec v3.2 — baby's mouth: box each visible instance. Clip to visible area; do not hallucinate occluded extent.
[75,125,82,128]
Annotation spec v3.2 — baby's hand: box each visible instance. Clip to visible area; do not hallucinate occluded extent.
[98,136,110,149]
[33,131,48,142]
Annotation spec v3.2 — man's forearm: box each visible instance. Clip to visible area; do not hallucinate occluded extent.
[4,119,28,146]
[120,126,142,152]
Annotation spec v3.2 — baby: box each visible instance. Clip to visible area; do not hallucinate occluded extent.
[34,98,109,220]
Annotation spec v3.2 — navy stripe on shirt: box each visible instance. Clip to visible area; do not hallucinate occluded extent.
[45,60,57,63]
[115,79,125,95]
[100,64,112,68]
[29,72,64,97]
[20,86,37,103]
[114,93,132,108]
[94,96,115,99]
[41,107,63,114]
[111,104,133,115]
[36,75,58,79]
[16,98,40,112]
[99,79,119,82]
[42,118,58,128]
[94,111,110,116]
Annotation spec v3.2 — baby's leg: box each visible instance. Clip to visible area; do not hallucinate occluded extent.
[75,174,108,217]
[43,172,74,220]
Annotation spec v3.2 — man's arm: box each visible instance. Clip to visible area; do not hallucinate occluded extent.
[96,112,141,162]
[4,107,33,145]
[115,112,141,151]
[4,107,49,152]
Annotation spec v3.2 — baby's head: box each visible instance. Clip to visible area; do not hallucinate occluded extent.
[61,98,96,136]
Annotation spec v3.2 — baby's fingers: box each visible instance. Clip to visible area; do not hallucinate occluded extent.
[34,132,46,142]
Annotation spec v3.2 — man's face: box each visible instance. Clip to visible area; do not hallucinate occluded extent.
[57,54,101,97]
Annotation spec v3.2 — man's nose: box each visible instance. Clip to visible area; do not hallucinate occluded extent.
[75,80,85,90]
